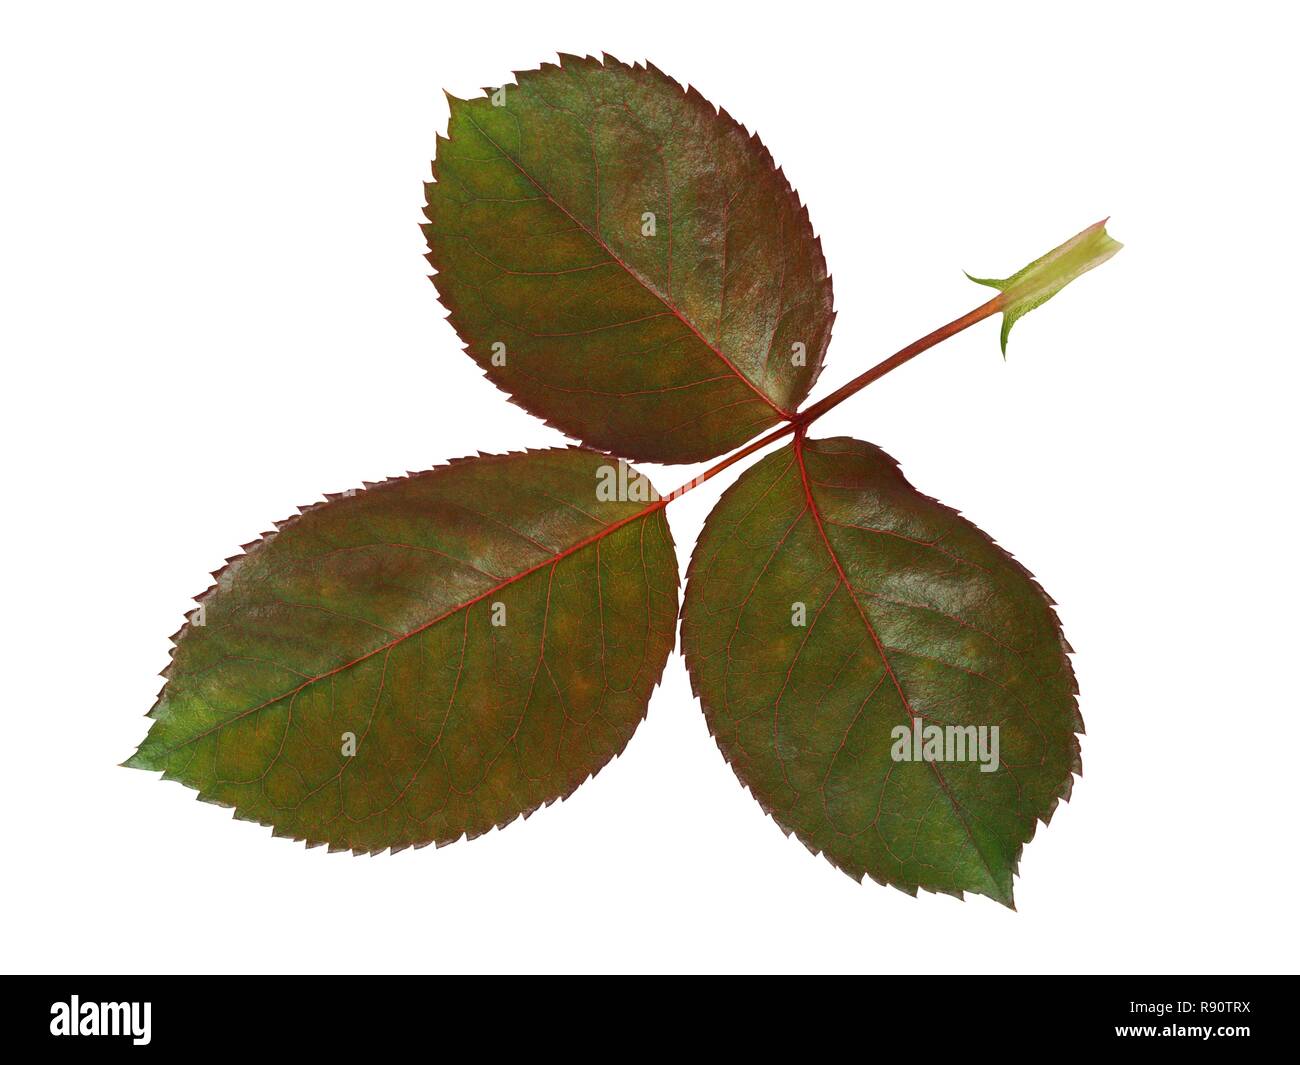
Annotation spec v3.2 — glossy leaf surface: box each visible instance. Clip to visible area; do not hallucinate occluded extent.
[424,54,833,463]
[129,449,678,852]
[682,436,1081,905]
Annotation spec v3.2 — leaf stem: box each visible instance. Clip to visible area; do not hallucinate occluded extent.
[792,293,1005,426]
[661,421,798,501]
[660,293,1004,504]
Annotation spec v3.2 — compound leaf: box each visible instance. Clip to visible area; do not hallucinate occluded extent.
[424,54,834,463]
[128,448,679,853]
[681,436,1081,905]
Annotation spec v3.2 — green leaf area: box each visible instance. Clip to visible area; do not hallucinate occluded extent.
[682,437,1081,905]
[129,449,679,853]
[425,54,834,463]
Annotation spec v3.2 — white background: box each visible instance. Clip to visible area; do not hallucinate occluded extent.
[3,0,1297,975]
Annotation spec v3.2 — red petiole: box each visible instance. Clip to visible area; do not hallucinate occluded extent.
[661,293,1006,503]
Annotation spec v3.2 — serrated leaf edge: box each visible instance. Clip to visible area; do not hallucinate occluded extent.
[680,437,1082,907]
[423,52,836,464]
[125,445,680,856]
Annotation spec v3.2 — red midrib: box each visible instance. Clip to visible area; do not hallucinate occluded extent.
[793,435,1003,891]
[463,114,793,422]
[162,499,668,754]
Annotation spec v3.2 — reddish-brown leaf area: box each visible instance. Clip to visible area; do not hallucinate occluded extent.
[682,437,1082,905]
[129,449,679,852]
[424,54,834,463]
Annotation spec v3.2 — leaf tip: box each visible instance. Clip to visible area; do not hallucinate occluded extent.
[122,746,159,772]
